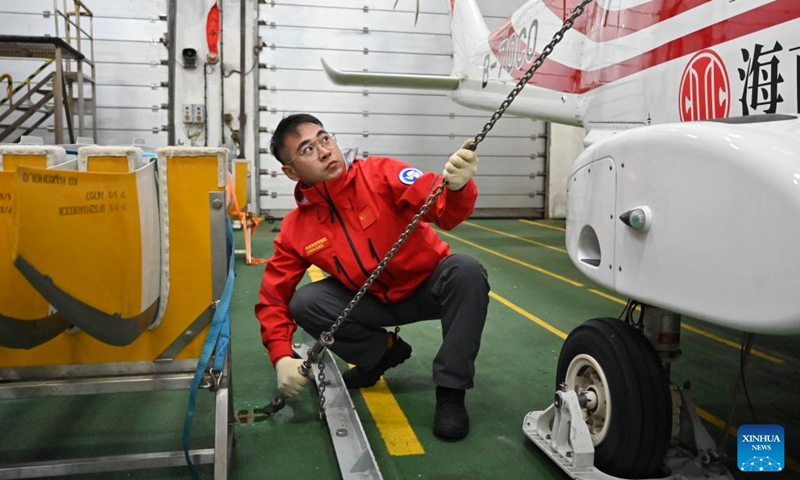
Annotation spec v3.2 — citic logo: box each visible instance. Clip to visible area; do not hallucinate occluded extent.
[678,49,730,121]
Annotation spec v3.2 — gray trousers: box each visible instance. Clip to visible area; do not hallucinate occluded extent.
[289,253,490,390]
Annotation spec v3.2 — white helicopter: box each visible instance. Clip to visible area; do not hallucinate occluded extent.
[321,0,800,479]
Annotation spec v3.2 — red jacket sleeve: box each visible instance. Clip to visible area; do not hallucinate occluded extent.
[371,156,477,230]
[254,231,310,365]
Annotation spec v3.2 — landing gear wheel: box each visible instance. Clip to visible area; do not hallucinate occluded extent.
[556,318,671,479]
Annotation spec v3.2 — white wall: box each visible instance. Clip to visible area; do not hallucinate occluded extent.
[1,0,583,218]
[548,124,585,218]
[256,0,550,218]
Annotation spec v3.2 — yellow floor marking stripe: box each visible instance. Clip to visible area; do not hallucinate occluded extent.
[359,377,426,456]
[679,324,784,364]
[490,292,568,340]
[463,220,567,254]
[437,230,584,287]
[307,266,326,282]
[696,407,738,437]
[588,289,784,364]
[518,219,566,232]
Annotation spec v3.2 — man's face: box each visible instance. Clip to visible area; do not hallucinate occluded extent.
[280,123,345,186]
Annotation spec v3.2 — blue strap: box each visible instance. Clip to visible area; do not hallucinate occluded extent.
[183,216,235,479]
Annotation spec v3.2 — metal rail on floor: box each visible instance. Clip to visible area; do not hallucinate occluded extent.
[293,335,383,480]
[0,358,234,479]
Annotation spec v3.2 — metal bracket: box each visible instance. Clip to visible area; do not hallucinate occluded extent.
[293,337,383,480]
[0,355,234,479]
[523,389,734,480]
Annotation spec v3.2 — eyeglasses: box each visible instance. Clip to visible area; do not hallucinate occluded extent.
[286,133,337,166]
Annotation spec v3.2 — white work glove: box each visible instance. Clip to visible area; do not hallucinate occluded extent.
[443,139,479,191]
[275,356,310,397]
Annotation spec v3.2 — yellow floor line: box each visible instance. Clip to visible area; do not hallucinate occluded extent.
[696,407,738,437]
[518,218,566,232]
[588,289,784,364]
[437,230,584,287]
[490,292,568,340]
[307,266,326,282]
[359,377,426,456]
[463,220,567,254]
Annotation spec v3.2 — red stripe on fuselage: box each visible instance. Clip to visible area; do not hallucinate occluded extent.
[544,0,715,42]
[488,0,800,94]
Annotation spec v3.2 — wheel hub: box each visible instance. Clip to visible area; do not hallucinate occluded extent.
[565,353,611,444]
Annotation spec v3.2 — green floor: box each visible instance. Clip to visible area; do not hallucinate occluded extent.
[1,219,798,479]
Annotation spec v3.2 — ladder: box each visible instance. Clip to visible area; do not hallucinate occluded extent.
[0,0,97,144]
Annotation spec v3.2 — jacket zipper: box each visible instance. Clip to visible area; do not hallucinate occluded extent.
[368,238,396,279]
[333,256,360,289]
[320,184,392,293]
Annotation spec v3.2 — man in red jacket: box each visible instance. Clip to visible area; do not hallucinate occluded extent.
[255,113,489,440]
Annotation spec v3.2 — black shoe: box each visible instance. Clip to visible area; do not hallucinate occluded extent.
[433,386,469,440]
[342,332,412,389]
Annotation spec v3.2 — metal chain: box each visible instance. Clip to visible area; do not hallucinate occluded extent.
[317,358,327,419]
[312,0,593,416]
[470,0,592,150]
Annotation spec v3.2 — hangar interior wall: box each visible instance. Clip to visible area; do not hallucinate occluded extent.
[1,0,578,218]
[256,0,552,218]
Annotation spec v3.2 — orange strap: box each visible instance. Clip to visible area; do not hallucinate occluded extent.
[226,171,268,265]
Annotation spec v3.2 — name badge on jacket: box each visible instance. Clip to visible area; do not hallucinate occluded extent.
[304,237,331,257]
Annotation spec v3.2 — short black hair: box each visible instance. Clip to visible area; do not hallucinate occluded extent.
[270,113,324,164]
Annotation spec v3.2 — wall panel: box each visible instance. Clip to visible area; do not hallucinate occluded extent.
[257,0,545,218]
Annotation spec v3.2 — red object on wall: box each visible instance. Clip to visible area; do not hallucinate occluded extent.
[206,3,220,64]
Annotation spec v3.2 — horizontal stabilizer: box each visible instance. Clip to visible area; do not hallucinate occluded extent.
[321,58,459,90]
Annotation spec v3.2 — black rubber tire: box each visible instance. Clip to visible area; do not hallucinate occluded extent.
[555,317,671,479]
